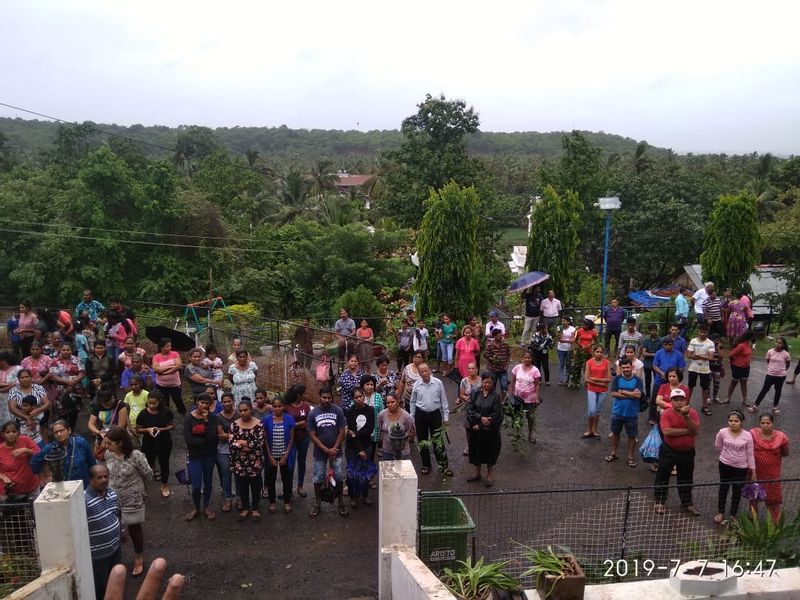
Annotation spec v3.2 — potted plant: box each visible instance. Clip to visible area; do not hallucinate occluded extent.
[441,557,521,600]
[520,545,585,600]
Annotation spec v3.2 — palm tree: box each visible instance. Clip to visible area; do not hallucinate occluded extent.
[632,140,652,174]
[245,149,260,168]
[310,160,337,198]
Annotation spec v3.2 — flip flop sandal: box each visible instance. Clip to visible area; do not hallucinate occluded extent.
[702,406,712,415]
[309,505,320,518]
[185,509,200,522]
[132,560,144,577]
[338,505,349,518]
[654,504,666,515]
[203,509,216,521]
[604,454,619,462]
[443,469,454,477]
[237,511,250,522]
[251,513,262,523]
[284,504,293,513]
[222,501,232,513]
[684,506,701,516]
[297,488,307,498]
[627,459,637,468]
[580,432,593,439]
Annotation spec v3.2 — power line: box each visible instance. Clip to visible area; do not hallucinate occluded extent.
[0,217,263,243]
[0,226,286,253]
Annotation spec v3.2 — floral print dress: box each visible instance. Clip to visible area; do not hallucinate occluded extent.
[229,421,265,477]
[228,362,258,403]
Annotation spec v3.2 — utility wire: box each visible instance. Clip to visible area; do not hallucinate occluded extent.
[0,216,264,243]
[0,226,286,253]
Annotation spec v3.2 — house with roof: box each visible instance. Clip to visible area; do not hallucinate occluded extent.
[679,264,788,315]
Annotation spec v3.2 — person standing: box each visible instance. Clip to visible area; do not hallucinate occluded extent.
[16,301,38,358]
[692,282,714,325]
[540,290,562,333]
[345,388,375,507]
[602,299,625,357]
[334,308,357,367]
[454,325,481,380]
[520,286,543,346]
[687,325,715,415]
[748,337,791,415]
[284,384,312,498]
[617,318,643,361]
[409,364,452,476]
[85,464,121,600]
[183,394,219,521]
[484,310,506,339]
[230,400,266,522]
[662,324,688,356]
[555,317,576,386]
[702,288,724,338]
[582,345,611,440]
[653,389,701,516]
[750,413,789,523]
[605,359,644,468]
[437,314,457,378]
[726,330,754,405]
[307,386,347,518]
[293,318,314,370]
[674,289,690,337]
[135,392,174,498]
[484,329,511,395]
[466,373,504,487]
[356,320,375,374]
[509,351,542,443]
[152,339,184,415]
[528,322,553,386]
[104,427,153,578]
[395,319,414,373]
[264,397,296,515]
[640,324,661,399]
[714,409,755,525]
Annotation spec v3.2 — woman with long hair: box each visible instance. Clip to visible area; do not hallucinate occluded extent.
[264,397,295,515]
[0,420,40,498]
[395,350,425,409]
[284,384,312,498]
[183,394,219,521]
[152,338,184,415]
[714,409,755,525]
[582,345,611,440]
[104,426,153,576]
[228,349,258,405]
[748,337,791,416]
[750,413,789,523]
[8,368,50,440]
[725,329,754,405]
[454,325,481,380]
[510,350,542,443]
[338,354,363,410]
[466,373,504,487]
[230,399,266,521]
[135,391,174,498]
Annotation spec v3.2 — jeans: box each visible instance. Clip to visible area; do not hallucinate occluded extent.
[188,452,216,509]
[216,451,233,500]
[294,435,311,489]
[438,341,454,363]
[520,316,539,345]
[754,375,786,408]
[492,370,509,393]
[235,474,262,511]
[557,349,571,383]
[586,391,607,417]
[654,445,695,507]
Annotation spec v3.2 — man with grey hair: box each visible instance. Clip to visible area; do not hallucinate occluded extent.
[692,282,714,325]
[409,364,452,476]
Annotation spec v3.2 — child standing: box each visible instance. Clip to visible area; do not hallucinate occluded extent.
[528,322,553,386]
[18,395,44,447]
[202,345,224,401]
[413,320,430,361]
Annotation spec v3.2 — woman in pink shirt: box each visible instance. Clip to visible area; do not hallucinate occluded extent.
[714,409,755,525]
[748,337,791,416]
[152,338,185,415]
[454,325,481,379]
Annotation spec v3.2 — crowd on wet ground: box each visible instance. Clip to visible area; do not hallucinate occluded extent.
[0,282,797,598]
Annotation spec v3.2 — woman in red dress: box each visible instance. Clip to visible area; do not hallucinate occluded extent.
[750,413,789,523]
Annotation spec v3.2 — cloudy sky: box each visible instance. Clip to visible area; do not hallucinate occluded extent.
[2,0,799,154]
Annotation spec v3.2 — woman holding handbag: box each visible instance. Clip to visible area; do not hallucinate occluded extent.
[104,426,153,577]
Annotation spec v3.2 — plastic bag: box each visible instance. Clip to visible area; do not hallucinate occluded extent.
[742,482,766,501]
[638,425,662,463]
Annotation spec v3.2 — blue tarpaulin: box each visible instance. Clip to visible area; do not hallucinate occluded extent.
[627,290,673,308]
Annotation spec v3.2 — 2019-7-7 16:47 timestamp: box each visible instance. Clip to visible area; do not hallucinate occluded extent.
[602,558,778,578]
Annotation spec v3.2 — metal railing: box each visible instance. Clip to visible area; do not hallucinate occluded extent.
[0,499,40,596]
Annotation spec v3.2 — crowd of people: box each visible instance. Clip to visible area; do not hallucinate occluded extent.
[0,282,796,596]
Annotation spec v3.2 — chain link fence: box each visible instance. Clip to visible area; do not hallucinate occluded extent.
[0,499,40,596]
[419,478,800,588]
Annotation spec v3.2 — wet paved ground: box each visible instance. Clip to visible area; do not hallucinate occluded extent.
[118,354,799,598]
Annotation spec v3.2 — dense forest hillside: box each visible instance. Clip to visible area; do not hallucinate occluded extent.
[0,117,656,165]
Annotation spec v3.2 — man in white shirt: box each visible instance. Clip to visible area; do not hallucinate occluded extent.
[484,310,506,338]
[687,324,715,414]
[409,364,451,476]
[692,282,714,325]
[540,290,562,332]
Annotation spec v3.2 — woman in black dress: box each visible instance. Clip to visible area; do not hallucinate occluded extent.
[466,372,503,487]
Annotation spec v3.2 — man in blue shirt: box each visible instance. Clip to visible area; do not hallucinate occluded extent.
[605,359,644,468]
[602,298,626,357]
[75,289,105,322]
[662,324,687,355]
[650,337,687,423]
[674,289,690,337]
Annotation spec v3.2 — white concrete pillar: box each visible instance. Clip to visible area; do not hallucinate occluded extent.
[378,459,419,600]
[34,481,94,600]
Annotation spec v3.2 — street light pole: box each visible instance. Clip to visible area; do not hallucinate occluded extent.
[594,197,621,338]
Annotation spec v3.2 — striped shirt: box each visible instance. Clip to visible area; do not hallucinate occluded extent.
[702,297,723,322]
[270,423,286,458]
[85,487,120,560]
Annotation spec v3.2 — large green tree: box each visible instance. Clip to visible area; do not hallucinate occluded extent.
[700,192,761,291]
[525,185,582,301]
[416,182,486,321]
[378,94,485,228]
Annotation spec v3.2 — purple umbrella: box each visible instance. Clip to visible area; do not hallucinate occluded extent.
[509,271,550,293]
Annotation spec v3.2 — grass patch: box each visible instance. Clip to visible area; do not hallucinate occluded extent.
[500,227,528,249]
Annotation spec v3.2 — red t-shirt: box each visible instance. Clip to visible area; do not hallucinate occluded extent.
[660,407,700,452]
[0,435,40,494]
[729,342,753,368]
[585,358,610,393]
[656,383,691,403]
[575,328,598,350]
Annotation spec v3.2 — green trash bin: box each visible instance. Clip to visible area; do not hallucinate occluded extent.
[419,496,476,573]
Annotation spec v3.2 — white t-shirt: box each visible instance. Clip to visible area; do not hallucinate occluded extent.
[540,298,562,318]
[485,320,506,337]
[687,337,715,374]
[556,326,576,352]
[692,289,709,315]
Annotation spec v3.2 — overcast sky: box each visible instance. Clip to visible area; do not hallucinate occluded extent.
[2,0,799,155]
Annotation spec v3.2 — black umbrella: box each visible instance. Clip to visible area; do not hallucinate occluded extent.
[145,326,195,352]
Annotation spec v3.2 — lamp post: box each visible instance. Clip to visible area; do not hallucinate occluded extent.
[594,197,621,337]
[388,423,408,460]
[45,446,68,483]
